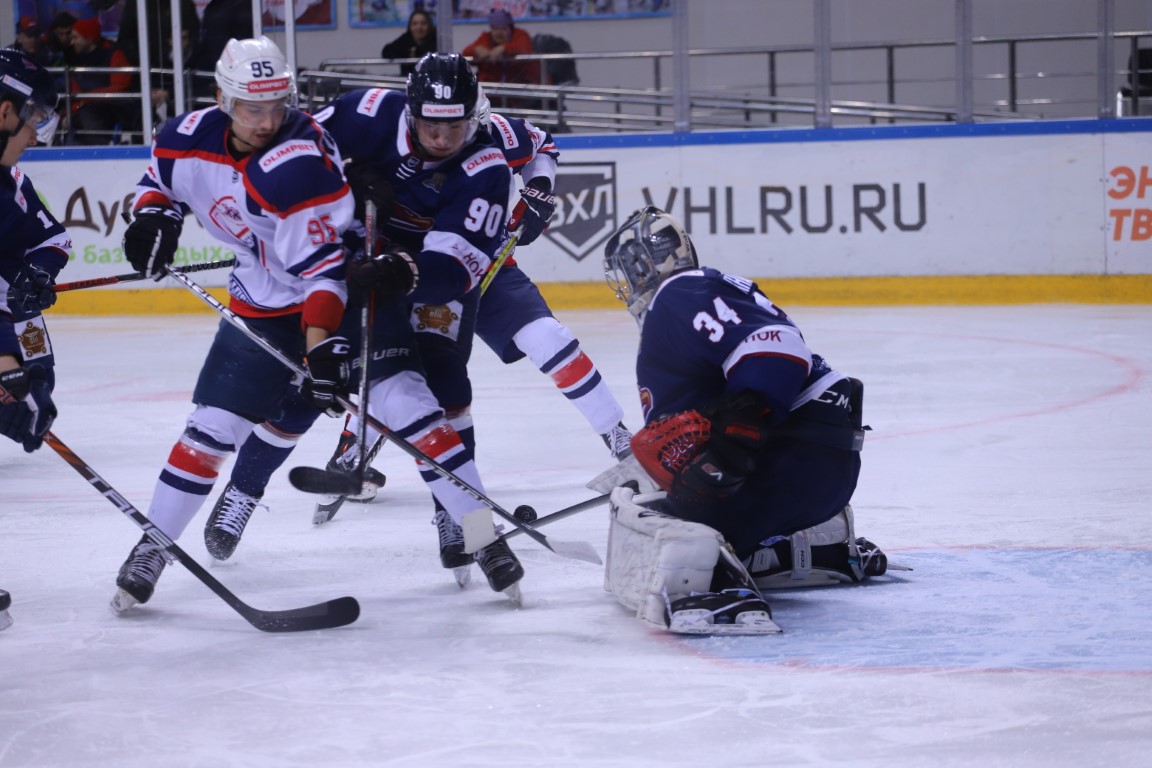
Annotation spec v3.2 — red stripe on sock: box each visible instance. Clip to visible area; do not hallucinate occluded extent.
[166,440,227,479]
[550,352,595,390]
[413,424,463,461]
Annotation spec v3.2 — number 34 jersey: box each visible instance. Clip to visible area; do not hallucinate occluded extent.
[636,267,841,423]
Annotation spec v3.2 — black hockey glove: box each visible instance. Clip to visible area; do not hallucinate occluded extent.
[9,263,57,313]
[344,161,395,218]
[347,246,419,303]
[507,177,556,246]
[303,336,352,417]
[0,366,57,453]
[671,391,771,506]
[123,206,184,281]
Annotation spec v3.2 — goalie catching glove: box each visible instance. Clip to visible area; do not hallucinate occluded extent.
[632,391,772,505]
[123,206,184,281]
[303,336,352,417]
[0,366,57,452]
[347,246,419,303]
[507,177,556,246]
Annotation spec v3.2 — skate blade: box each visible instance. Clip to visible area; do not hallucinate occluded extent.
[452,565,472,588]
[0,610,12,631]
[668,609,782,635]
[313,495,346,525]
[109,588,140,615]
[502,582,523,607]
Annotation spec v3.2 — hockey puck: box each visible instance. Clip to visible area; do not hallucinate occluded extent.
[514,505,538,523]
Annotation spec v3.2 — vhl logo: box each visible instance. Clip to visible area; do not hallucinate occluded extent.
[544,162,617,262]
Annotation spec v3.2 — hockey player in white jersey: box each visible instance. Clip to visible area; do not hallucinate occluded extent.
[597,207,889,634]
[109,37,358,612]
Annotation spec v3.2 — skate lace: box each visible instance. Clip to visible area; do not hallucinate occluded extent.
[213,487,262,537]
[127,541,170,582]
[475,539,516,570]
[433,510,464,550]
[602,422,634,461]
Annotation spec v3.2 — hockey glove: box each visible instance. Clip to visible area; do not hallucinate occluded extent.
[347,247,419,303]
[344,161,395,218]
[123,206,184,281]
[670,391,771,506]
[9,263,57,313]
[0,367,57,452]
[507,177,556,246]
[303,336,352,417]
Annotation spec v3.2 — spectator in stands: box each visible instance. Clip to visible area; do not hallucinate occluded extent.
[380,9,438,77]
[462,8,541,107]
[67,18,132,144]
[8,17,52,68]
[193,0,254,101]
[48,13,78,67]
[116,0,200,127]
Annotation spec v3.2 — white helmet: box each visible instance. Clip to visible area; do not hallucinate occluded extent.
[214,36,295,115]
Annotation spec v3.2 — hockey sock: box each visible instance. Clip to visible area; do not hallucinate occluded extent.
[230,422,302,498]
[149,427,233,538]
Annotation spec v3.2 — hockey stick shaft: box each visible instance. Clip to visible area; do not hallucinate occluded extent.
[164,267,600,565]
[42,431,359,632]
[52,258,236,293]
[356,201,377,481]
[478,225,523,296]
[501,490,666,541]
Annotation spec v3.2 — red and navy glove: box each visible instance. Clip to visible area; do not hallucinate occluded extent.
[508,177,556,246]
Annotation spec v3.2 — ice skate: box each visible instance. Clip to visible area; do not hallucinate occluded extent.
[111,536,170,612]
[474,538,524,605]
[0,589,12,631]
[434,509,473,587]
[666,589,781,635]
[601,421,634,461]
[204,483,263,561]
[327,431,386,504]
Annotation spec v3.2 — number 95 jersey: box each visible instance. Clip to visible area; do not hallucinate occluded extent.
[637,267,837,424]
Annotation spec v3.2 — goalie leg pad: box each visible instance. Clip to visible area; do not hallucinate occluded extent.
[606,487,721,629]
[746,505,888,589]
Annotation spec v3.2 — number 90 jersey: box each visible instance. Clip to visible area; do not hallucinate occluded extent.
[637,267,839,424]
[314,88,513,304]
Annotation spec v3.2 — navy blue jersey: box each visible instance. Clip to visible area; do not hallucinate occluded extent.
[637,267,839,425]
[1,167,71,359]
[314,88,513,305]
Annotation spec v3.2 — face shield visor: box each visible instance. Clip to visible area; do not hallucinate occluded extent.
[226,97,290,131]
[24,100,59,144]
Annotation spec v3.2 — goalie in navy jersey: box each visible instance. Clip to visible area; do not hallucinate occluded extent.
[1,51,64,458]
[596,207,889,634]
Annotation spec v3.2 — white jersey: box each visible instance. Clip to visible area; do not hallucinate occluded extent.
[135,106,353,326]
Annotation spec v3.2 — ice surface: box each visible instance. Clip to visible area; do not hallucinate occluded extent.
[2,305,1151,767]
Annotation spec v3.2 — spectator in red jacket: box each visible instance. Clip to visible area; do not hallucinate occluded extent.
[461,8,540,107]
[68,17,132,144]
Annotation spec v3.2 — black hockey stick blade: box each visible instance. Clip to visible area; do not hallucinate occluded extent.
[289,466,362,496]
[44,432,361,633]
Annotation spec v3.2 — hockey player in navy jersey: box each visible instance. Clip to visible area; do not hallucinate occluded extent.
[202,53,527,599]
[0,52,64,633]
[597,207,888,633]
[108,36,361,612]
[320,109,633,514]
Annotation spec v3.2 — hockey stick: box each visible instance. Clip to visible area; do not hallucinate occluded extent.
[500,488,664,541]
[51,258,236,293]
[352,200,376,502]
[478,225,523,297]
[312,434,385,525]
[165,267,601,566]
[41,432,360,633]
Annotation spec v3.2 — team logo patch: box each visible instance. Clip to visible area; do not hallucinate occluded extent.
[19,319,50,359]
[208,196,253,247]
[412,304,460,336]
[544,162,618,262]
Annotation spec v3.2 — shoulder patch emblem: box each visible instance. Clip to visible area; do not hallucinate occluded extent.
[356,89,389,117]
[462,149,506,177]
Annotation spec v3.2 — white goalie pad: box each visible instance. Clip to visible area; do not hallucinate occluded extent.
[586,454,660,495]
[605,486,722,629]
[746,505,862,589]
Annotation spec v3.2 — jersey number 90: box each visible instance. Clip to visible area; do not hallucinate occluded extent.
[464,198,504,237]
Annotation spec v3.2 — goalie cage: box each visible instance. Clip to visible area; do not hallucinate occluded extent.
[605,486,781,635]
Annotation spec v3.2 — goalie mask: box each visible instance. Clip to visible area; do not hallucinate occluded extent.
[603,206,698,324]
[0,49,60,146]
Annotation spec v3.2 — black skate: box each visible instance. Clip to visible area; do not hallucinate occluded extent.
[666,589,780,635]
[327,431,386,504]
[475,538,524,605]
[853,537,888,577]
[0,588,11,631]
[204,483,262,561]
[434,510,473,587]
[111,535,170,612]
[601,421,634,461]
